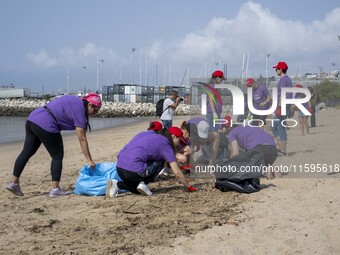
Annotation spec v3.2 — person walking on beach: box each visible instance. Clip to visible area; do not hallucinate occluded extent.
[308,86,318,127]
[271,61,293,156]
[160,91,181,129]
[245,78,272,128]
[205,70,225,131]
[106,127,197,197]
[294,84,311,136]
[6,93,102,197]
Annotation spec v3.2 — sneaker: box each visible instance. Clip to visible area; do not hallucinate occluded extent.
[159,167,171,176]
[106,179,119,198]
[6,181,24,196]
[49,187,71,198]
[277,150,287,157]
[137,181,152,196]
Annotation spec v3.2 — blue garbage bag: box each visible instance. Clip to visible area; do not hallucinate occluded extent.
[73,162,124,196]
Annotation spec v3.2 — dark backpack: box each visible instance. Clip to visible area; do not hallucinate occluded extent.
[156,99,170,117]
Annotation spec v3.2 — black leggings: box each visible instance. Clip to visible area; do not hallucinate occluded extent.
[117,160,164,194]
[13,121,64,181]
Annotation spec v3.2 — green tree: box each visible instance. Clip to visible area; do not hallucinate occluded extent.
[314,80,340,102]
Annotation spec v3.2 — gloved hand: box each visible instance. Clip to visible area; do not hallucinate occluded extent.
[275,107,281,118]
[188,186,198,192]
[260,102,266,107]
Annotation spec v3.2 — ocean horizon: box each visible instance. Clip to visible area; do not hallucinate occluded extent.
[0,116,144,144]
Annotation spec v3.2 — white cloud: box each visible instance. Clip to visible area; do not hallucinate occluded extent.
[26,2,340,79]
[26,43,120,69]
[150,1,340,77]
[26,49,58,68]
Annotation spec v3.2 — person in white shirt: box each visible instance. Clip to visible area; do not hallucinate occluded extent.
[160,91,181,128]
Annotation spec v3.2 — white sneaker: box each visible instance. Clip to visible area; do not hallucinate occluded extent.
[137,181,152,196]
[106,179,119,198]
[159,167,171,176]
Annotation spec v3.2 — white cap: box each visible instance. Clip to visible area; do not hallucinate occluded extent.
[197,120,209,139]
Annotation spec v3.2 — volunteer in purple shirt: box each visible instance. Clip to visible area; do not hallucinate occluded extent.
[6,93,102,198]
[224,116,278,179]
[206,70,224,131]
[271,61,293,156]
[106,127,197,197]
[245,78,271,127]
[294,84,311,136]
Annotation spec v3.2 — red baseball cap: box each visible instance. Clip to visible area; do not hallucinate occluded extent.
[168,126,188,144]
[245,78,255,87]
[273,61,288,70]
[224,115,232,127]
[295,84,303,88]
[148,121,163,131]
[212,70,225,79]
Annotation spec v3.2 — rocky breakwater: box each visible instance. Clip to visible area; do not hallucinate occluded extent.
[0,98,202,117]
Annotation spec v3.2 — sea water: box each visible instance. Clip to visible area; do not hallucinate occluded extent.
[0,116,143,144]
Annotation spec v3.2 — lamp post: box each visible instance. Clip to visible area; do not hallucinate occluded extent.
[82,66,86,94]
[66,68,69,95]
[132,48,136,84]
[100,59,104,93]
[265,47,271,87]
[338,35,340,83]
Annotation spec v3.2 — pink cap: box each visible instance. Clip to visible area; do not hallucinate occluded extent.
[82,93,102,108]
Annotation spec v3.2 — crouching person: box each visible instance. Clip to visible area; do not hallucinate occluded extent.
[106,127,197,197]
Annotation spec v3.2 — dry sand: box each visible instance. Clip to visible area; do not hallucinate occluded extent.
[0,110,339,255]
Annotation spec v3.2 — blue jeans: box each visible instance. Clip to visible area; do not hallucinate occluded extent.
[271,106,291,141]
[206,112,220,132]
[161,119,172,129]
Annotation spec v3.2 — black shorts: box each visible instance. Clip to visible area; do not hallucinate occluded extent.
[253,144,277,165]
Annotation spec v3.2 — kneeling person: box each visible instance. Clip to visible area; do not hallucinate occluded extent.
[106,127,197,197]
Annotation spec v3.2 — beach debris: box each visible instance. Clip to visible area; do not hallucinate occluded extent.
[28,219,59,233]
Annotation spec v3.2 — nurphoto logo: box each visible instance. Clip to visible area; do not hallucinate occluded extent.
[200,84,312,127]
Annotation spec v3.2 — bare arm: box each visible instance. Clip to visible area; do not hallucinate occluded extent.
[169,161,190,188]
[170,97,181,109]
[208,132,220,164]
[230,140,240,158]
[76,127,95,170]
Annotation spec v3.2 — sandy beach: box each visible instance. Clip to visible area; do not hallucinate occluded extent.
[1,110,339,255]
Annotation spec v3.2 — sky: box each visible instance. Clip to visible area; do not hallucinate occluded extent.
[1,0,340,94]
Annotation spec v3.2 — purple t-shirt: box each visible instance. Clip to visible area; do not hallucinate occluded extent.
[117,130,177,174]
[28,95,87,133]
[277,75,293,103]
[187,117,208,126]
[205,84,222,115]
[252,84,270,110]
[228,126,275,150]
